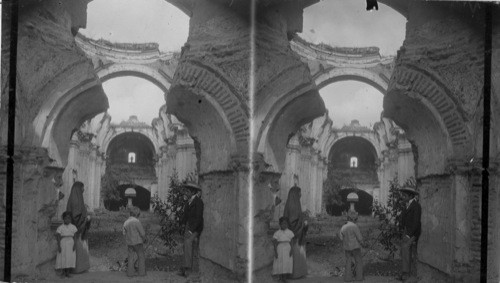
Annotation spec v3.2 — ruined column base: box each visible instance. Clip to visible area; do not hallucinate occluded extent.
[199,257,275,283]
[417,261,480,283]
[199,257,243,283]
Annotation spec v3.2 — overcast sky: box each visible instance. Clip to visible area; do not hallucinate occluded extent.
[301,0,405,128]
[81,0,405,127]
[103,77,165,125]
[80,0,189,52]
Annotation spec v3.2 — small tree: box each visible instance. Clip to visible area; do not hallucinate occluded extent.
[371,176,408,257]
[101,166,132,209]
[323,172,355,216]
[150,171,198,250]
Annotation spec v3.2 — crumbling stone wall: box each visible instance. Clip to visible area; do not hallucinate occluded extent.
[384,2,496,281]
[0,0,107,278]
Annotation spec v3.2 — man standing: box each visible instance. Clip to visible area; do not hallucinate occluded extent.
[123,206,147,277]
[178,182,204,277]
[398,186,421,282]
[339,211,364,282]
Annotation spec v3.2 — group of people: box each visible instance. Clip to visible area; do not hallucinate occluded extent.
[55,181,91,278]
[272,185,421,283]
[55,181,204,279]
[54,181,421,282]
[272,186,309,281]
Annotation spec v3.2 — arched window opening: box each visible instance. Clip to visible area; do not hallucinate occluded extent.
[350,156,358,168]
[128,152,136,163]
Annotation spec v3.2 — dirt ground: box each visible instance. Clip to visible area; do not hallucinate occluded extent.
[305,214,401,278]
[86,211,400,278]
[28,210,401,282]
[87,209,185,273]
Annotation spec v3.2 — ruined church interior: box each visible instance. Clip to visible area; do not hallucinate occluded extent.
[0,0,499,282]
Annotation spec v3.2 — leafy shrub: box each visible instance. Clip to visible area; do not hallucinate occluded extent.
[150,171,197,251]
[323,172,354,216]
[101,165,132,208]
[371,176,415,257]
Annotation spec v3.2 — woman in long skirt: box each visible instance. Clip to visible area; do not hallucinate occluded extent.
[283,186,309,279]
[66,181,91,273]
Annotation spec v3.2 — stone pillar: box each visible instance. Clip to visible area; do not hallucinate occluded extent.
[58,137,80,220]
[378,149,398,206]
[417,162,483,282]
[76,139,92,208]
[316,156,325,214]
[0,147,60,277]
[94,152,105,209]
[156,144,177,201]
[397,138,415,185]
[299,149,311,213]
[276,136,301,223]
[309,151,319,215]
[175,129,196,180]
[87,145,98,211]
[166,1,321,280]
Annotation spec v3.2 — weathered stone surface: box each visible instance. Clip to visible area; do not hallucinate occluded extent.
[0,147,61,277]
[0,0,108,166]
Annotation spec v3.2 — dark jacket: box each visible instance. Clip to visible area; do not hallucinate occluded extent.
[401,199,421,241]
[181,196,204,235]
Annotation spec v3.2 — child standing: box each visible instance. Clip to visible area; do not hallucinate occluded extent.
[272,217,294,282]
[339,211,364,282]
[55,211,78,278]
[123,206,147,277]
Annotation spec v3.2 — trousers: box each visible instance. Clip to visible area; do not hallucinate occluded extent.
[401,237,417,276]
[183,231,199,269]
[127,243,146,276]
[344,248,363,281]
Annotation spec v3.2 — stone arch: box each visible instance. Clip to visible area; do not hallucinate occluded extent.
[315,68,388,95]
[97,64,170,93]
[102,128,161,157]
[106,132,157,166]
[39,35,178,165]
[167,62,243,173]
[257,86,324,172]
[39,80,108,166]
[325,133,382,163]
[258,38,394,171]
[290,37,394,94]
[384,64,471,175]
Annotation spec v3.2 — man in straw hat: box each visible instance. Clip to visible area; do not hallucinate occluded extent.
[397,186,421,282]
[177,182,204,277]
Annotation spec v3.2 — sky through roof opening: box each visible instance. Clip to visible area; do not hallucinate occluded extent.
[103,77,165,125]
[80,0,189,52]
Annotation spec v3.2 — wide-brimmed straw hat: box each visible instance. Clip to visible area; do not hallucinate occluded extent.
[400,186,419,195]
[183,182,201,191]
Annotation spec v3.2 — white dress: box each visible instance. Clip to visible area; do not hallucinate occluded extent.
[55,224,78,269]
[272,228,294,275]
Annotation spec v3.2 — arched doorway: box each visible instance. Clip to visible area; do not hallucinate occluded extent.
[324,135,379,216]
[103,131,157,211]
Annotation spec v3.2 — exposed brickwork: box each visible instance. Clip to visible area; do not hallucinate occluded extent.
[389,65,470,155]
[174,62,249,149]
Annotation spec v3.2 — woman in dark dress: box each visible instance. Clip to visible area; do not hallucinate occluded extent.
[283,186,308,279]
[66,181,91,273]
